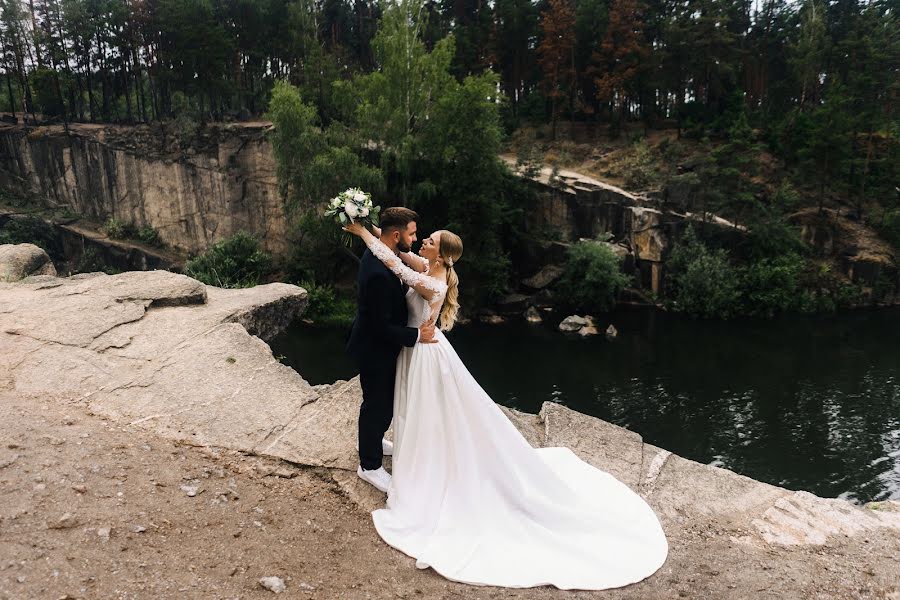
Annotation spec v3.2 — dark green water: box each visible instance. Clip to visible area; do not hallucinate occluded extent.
[270,309,900,503]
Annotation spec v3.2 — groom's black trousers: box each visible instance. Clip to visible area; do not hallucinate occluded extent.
[358,365,396,470]
[348,250,417,471]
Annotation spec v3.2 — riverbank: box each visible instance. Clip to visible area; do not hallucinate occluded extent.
[270,311,900,503]
[1,269,899,598]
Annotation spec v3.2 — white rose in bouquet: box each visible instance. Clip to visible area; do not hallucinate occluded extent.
[345,202,361,219]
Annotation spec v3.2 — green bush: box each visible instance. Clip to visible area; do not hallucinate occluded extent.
[668,227,866,318]
[738,253,805,317]
[136,225,163,247]
[743,218,807,261]
[0,216,62,259]
[876,210,900,250]
[102,219,162,247]
[666,227,741,318]
[301,280,356,326]
[30,67,65,117]
[184,232,272,288]
[102,218,136,240]
[284,211,345,284]
[621,141,659,190]
[556,240,632,313]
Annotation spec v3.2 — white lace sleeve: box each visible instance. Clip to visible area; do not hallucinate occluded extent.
[411,253,429,271]
[367,237,448,301]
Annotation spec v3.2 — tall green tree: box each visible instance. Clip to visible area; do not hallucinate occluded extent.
[537,0,576,139]
[492,0,538,120]
[348,0,455,204]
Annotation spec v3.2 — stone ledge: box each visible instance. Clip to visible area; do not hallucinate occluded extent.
[0,270,897,597]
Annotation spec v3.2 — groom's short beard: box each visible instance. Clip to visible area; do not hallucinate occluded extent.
[397,240,412,253]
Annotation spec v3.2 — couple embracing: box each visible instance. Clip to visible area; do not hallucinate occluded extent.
[345,207,667,590]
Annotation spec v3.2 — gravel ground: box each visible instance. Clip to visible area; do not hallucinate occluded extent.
[2,390,899,600]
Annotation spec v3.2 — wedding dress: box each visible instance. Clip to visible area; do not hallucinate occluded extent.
[365,238,668,590]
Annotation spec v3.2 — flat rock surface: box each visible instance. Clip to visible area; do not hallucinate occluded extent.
[1,270,898,599]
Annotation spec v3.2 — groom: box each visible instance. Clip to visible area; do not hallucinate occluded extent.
[346,206,436,493]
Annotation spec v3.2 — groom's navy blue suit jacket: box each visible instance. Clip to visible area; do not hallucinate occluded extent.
[346,248,418,368]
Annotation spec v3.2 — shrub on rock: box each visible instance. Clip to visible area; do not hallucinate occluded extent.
[184,232,272,288]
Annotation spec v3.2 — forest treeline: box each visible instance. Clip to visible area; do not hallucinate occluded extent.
[1,0,897,317]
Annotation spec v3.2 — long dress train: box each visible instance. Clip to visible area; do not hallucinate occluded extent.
[365,238,668,590]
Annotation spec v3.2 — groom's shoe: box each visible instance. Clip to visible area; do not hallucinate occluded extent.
[357,466,391,493]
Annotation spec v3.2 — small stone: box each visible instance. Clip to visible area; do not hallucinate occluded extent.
[524,306,542,324]
[62,416,76,425]
[49,513,79,529]
[259,576,286,593]
[16,576,25,583]
[131,525,146,533]
[97,527,111,541]
[71,484,86,494]
[578,325,599,337]
[180,484,200,497]
[255,464,275,477]
[479,314,506,325]
[298,582,316,591]
[605,324,618,340]
[33,483,47,492]
[253,521,263,527]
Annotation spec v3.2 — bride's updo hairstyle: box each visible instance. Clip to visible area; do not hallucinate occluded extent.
[437,230,463,331]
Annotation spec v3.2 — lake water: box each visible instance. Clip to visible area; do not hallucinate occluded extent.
[270,309,900,503]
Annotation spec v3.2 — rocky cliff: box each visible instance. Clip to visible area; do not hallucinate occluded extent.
[501,156,745,296]
[0,266,898,598]
[0,122,287,256]
[2,122,896,304]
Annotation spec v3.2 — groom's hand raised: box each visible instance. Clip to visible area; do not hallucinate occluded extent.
[418,319,438,344]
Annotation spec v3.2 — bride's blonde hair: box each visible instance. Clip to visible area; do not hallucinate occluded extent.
[437,230,463,331]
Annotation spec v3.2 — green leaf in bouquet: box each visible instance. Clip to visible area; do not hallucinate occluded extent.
[339,212,349,224]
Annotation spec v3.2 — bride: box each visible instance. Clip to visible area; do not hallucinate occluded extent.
[344,221,668,590]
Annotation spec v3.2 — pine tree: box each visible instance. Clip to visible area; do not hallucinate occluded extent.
[537,0,576,139]
[492,0,538,118]
[589,0,648,134]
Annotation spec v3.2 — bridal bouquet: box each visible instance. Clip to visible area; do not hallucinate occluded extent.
[325,188,380,245]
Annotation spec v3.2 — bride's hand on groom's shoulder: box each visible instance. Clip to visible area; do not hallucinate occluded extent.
[418,319,438,344]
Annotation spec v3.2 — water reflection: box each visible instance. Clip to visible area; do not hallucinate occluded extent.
[270,309,900,503]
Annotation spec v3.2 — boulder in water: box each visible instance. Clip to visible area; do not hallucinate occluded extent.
[558,315,589,332]
[524,306,542,324]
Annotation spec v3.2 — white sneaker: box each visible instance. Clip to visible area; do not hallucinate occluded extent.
[357,466,391,493]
